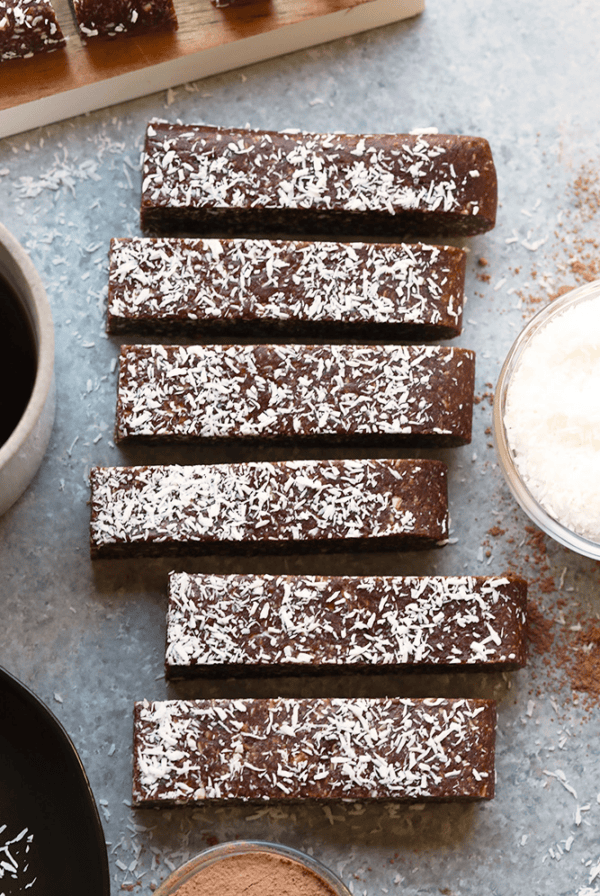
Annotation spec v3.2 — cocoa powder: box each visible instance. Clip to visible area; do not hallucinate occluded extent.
[173,852,340,896]
[517,154,600,319]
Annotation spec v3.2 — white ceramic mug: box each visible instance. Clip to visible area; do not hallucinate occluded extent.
[0,223,55,516]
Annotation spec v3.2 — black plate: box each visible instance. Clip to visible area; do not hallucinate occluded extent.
[0,667,110,895]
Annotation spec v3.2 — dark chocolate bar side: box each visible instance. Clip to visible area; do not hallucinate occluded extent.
[140,122,498,238]
[132,696,497,805]
[165,573,528,677]
[89,458,448,558]
[212,0,257,7]
[106,237,466,339]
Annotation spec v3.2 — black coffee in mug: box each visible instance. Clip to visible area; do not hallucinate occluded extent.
[0,274,37,447]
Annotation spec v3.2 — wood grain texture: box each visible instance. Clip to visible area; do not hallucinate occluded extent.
[0,0,424,137]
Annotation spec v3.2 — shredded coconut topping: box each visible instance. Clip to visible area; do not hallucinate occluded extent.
[106,237,464,335]
[165,573,527,672]
[89,458,448,556]
[132,697,496,804]
[115,343,475,444]
[140,122,497,236]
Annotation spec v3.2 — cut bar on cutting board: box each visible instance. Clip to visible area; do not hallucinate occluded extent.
[0,0,425,139]
[69,0,178,41]
[0,0,65,61]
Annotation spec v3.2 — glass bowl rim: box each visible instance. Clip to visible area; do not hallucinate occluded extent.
[493,278,600,560]
[153,839,352,896]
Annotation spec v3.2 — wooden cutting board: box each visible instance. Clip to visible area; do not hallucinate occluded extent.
[0,0,424,139]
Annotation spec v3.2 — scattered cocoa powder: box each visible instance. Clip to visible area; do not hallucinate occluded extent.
[492,500,600,708]
[570,623,600,689]
[526,600,555,656]
[516,154,600,318]
[487,525,505,538]
[555,620,600,711]
[515,157,600,707]
[474,390,494,407]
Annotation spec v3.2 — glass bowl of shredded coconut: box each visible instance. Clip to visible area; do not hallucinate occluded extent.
[493,279,600,559]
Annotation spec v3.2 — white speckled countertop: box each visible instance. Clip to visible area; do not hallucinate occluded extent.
[2,2,600,893]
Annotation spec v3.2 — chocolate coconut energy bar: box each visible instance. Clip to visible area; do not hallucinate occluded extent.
[89,458,448,559]
[70,0,177,40]
[165,573,528,678]
[140,122,498,238]
[114,343,475,447]
[0,0,65,61]
[132,696,496,805]
[106,237,466,339]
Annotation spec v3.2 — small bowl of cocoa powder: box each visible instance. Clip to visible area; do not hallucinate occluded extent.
[154,840,352,896]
